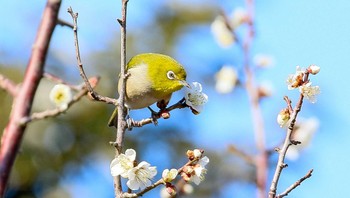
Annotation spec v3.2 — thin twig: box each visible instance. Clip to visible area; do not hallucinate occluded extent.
[268,92,305,198]
[57,18,74,29]
[19,77,99,125]
[43,72,81,91]
[276,169,313,198]
[283,96,293,113]
[128,98,188,128]
[113,0,130,197]
[0,73,19,97]
[228,144,255,165]
[0,0,62,196]
[67,7,118,105]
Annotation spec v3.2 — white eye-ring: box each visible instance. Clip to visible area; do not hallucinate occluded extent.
[167,71,176,80]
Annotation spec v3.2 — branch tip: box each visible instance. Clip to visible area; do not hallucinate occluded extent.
[117,18,123,26]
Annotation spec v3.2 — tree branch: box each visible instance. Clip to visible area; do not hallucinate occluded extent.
[228,144,255,166]
[284,96,293,113]
[67,7,118,106]
[276,169,313,198]
[0,73,19,97]
[0,0,61,196]
[57,18,74,29]
[113,0,130,197]
[19,77,99,125]
[240,1,267,197]
[128,98,188,128]
[268,92,306,198]
[43,72,81,91]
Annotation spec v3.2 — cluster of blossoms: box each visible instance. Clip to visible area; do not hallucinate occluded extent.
[110,149,157,190]
[159,149,209,197]
[185,82,208,114]
[286,65,320,102]
[181,149,209,185]
[110,148,209,194]
[49,84,73,109]
[277,65,321,127]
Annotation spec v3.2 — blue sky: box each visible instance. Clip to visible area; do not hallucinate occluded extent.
[1,0,350,197]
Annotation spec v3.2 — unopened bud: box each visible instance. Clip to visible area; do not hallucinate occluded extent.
[161,111,170,119]
[181,172,191,182]
[165,183,177,197]
[193,149,203,158]
[277,108,290,128]
[308,65,320,75]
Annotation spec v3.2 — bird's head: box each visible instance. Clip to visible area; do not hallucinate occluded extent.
[129,53,189,96]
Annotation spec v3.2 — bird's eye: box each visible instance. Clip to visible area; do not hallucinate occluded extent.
[167,71,176,80]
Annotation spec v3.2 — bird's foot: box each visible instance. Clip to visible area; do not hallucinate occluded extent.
[148,107,159,126]
[126,117,134,131]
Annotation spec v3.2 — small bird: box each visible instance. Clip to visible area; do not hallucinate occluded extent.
[108,53,189,127]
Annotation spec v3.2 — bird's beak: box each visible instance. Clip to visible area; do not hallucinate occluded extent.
[180,80,191,88]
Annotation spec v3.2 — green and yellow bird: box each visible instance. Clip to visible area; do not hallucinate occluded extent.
[108,53,189,127]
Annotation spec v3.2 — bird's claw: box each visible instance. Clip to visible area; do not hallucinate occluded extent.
[126,117,134,131]
[148,107,159,126]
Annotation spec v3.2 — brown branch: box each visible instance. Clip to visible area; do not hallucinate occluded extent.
[0,0,61,196]
[112,0,130,197]
[0,73,19,97]
[268,92,306,198]
[19,77,99,125]
[228,144,255,165]
[122,180,164,198]
[67,8,125,196]
[57,18,74,29]
[128,98,188,128]
[276,169,313,198]
[67,7,118,106]
[43,72,81,91]
[283,96,293,113]
[240,0,267,197]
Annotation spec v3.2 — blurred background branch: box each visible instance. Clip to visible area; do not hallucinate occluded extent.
[0,0,62,196]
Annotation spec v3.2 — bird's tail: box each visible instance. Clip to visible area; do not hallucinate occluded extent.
[108,107,118,127]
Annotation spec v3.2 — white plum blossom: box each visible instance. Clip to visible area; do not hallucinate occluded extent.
[286,118,319,160]
[286,66,305,90]
[253,54,274,68]
[190,156,209,185]
[185,82,208,114]
[211,15,235,48]
[308,65,320,75]
[110,149,136,178]
[49,84,72,109]
[299,82,320,103]
[215,65,238,94]
[110,149,157,190]
[162,169,178,183]
[126,161,157,190]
